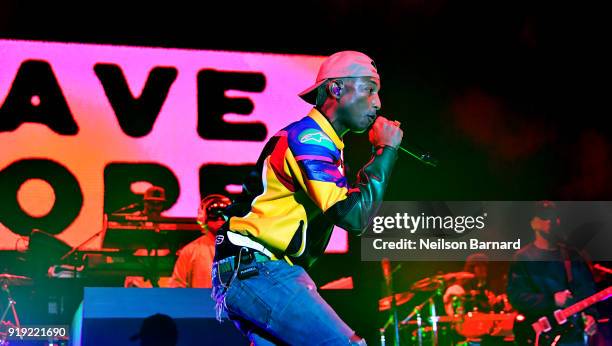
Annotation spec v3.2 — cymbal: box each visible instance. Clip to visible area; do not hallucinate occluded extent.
[411,277,441,291]
[410,271,475,291]
[0,273,32,286]
[439,271,475,282]
[379,292,415,311]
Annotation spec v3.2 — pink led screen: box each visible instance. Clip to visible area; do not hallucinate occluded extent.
[0,39,348,252]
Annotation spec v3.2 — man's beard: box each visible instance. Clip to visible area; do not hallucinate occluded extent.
[540,225,565,244]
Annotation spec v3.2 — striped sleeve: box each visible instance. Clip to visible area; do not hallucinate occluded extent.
[286,126,348,211]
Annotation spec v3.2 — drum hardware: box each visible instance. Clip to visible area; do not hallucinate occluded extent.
[379,292,415,312]
[380,269,517,345]
[0,273,30,344]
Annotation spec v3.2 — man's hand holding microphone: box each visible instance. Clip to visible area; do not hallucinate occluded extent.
[369,116,403,150]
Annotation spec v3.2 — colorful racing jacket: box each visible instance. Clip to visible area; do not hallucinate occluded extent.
[223,108,398,267]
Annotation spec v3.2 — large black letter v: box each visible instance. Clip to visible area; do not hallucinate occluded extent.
[95,64,177,137]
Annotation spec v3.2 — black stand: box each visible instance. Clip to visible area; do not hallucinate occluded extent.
[380,261,401,346]
[0,281,20,329]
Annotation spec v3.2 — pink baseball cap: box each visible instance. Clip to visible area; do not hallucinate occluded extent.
[299,51,380,104]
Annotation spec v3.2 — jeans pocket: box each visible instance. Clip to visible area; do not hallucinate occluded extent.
[225,279,272,328]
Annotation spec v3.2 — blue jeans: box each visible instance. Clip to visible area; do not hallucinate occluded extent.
[212,258,364,345]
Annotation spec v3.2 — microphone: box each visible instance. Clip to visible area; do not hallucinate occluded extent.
[382,257,391,285]
[398,144,438,167]
[112,202,142,214]
[374,114,438,167]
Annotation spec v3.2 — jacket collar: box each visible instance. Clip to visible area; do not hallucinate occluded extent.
[307,108,344,150]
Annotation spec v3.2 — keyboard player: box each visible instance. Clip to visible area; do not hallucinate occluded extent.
[168,194,232,288]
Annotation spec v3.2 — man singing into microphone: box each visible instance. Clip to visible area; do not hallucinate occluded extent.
[211,51,403,345]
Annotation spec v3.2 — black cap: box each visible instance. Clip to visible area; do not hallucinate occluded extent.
[143,186,166,202]
[533,200,558,220]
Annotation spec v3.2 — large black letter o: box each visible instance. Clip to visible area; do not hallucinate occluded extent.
[0,159,83,235]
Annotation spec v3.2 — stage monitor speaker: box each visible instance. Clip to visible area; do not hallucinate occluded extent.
[70,287,247,346]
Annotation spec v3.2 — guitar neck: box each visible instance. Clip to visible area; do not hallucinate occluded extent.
[561,287,612,318]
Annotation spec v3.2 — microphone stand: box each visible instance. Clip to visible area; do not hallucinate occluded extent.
[401,296,432,346]
[60,213,111,263]
[390,279,400,346]
[380,262,401,346]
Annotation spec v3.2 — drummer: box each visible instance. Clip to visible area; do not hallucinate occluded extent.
[443,253,497,316]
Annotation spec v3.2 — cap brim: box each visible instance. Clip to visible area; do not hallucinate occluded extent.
[298,80,327,105]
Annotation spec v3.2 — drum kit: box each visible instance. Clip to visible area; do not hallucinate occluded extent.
[378,269,517,346]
